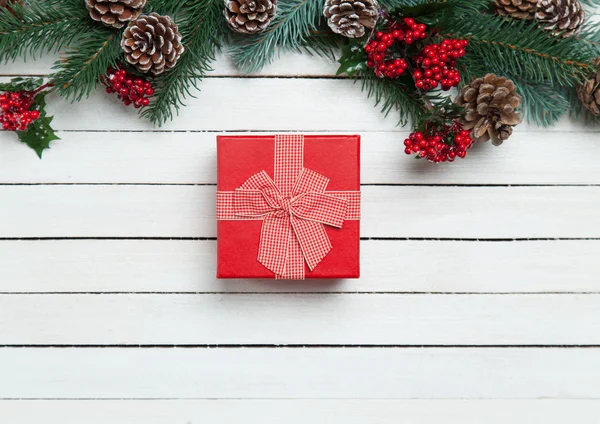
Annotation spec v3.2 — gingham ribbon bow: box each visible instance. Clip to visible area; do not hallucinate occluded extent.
[217,135,360,279]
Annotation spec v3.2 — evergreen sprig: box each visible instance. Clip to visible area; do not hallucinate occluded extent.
[229,0,327,73]
[359,70,430,126]
[440,13,596,87]
[511,78,570,126]
[141,0,225,126]
[50,28,121,101]
[0,0,89,63]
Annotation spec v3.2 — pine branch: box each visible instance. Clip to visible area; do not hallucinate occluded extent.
[359,70,429,126]
[0,1,90,63]
[145,0,189,16]
[511,78,569,126]
[440,13,596,87]
[565,86,600,125]
[579,0,600,7]
[229,0,327,73]
[50,28,121,101]
[302,30,341,61]
[575,20,600,56]
[141,0,225,127]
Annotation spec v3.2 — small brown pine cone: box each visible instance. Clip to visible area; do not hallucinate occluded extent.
[455,74,523,146]
[85,0,147,29]
[535,0,585,38]
[577,57,600,116]
[224,0,277,34]
[0,0,23,16]
[121,13,185,76]
[323,0,379,38]
[495,0,537,20]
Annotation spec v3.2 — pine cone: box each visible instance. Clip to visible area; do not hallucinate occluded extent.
[323,0,379,38]
[224,0,277,34]
[577,57,600,116]
[85,0,146,29]
[536,0,585,38]
[495,0,537,20]
[0,0,22,16]
[121,13,185,76]
[455,74,523,146]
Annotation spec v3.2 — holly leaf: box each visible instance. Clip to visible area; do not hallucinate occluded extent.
[0,77,44,92]
[16,93,60,158]
[336,40,368,77]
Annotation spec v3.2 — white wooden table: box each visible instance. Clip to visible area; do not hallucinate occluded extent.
[1,52,600,423]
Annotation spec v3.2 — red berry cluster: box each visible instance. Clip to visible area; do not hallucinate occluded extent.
[102,66,154,108]
[413,39,468,91]
[404,126,473,163]
[0,91,41,131]
[364,18,426,78]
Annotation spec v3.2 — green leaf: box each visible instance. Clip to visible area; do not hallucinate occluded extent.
[336,40,368,77]
[0,77,44,92]
[16,93,60,158]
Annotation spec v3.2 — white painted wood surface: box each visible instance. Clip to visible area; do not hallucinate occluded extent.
[1,49,600,422]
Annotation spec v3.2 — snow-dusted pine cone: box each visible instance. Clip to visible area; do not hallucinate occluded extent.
[85,0,146,29]
[121,13,185,75]
[455,74,523,146]
[535,0,585,38]
[323,0,379,38]
[495,0,537,20]
[577,57,600,116]
[224,0,277,34]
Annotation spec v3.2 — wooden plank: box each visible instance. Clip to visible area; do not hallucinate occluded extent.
[0,52,339,77]
[2,400,599,423]
[1,293,599,344]
[0,77,593,132]
[23,78,589,132]
[1,239,598,293]
[1,348,599,398]
[2,131,600,185]
[1,185,599,238]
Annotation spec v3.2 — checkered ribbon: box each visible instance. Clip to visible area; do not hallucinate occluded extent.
[217,134,360,279]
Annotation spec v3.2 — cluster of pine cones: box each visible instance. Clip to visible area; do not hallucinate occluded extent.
[224,0,380,38]
[496,0,585,38]
[83,0,184,76]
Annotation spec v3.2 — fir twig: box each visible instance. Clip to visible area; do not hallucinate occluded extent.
[511,78,569,126]
[0,1,89,63]
[141,0,225,126]
[359,70,429,126]
[50,29,121,101]
[229,0,327,73]
[440,13,596,87]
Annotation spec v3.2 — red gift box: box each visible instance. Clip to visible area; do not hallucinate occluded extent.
[216,134,360,279]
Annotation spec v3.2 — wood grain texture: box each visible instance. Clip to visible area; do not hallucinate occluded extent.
[5,78,585,132]
[0,239,598,293]
[1,185,599,238]
[1,293,599,344]
[3,400,600,423]
[1,348,600,399]
[2,40,600,416]
[2,132,600,185]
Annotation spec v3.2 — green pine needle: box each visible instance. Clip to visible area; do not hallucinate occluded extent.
[359,70,429,126]
[229,0,328,73]
[512,78,569,127]
[440,13,596,87]
[0,1,90,63]
[50,29,121,102]
[141,0,225,127]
